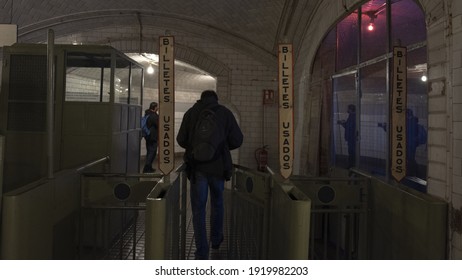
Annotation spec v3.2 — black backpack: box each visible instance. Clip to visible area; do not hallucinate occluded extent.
[190,105,225,162]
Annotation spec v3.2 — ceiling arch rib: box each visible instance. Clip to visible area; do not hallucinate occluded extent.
[18,9,277,63]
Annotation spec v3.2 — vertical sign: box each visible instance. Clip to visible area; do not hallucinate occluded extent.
[278,44,294,179]
[158,36,175,175]
[391,46,407,181]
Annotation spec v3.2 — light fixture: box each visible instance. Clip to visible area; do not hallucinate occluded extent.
[367,22,374,31]
[365,11,377,32]
[147,64,154,75]
[421,75,427,82]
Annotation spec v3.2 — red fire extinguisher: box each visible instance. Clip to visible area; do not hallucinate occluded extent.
[255,145,269,172]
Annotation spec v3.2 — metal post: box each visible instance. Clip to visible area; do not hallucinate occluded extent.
[47,29,55,179]
[180,171,187,259]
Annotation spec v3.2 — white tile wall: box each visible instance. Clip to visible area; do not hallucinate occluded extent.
[3,0,462,258]
[450,0,462,259]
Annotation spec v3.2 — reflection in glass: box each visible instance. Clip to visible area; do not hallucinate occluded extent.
[317,0,428,188]
[131,66,143,105]
[406,47,427,179]
[333,74,356,169]
[115,56,130,104]
[65,67,102,102]
[359,61,387,176]
[101,67,111,102]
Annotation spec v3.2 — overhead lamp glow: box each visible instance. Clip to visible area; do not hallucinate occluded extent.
[147,65,154,75]
[421,75,427,82]
[365,10,377,32]
[367,22,374,31]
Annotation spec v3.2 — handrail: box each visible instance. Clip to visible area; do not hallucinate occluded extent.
[76,156,110,173]
[266,165,276,176]
[175,162,186,173]
[349,168,373,179]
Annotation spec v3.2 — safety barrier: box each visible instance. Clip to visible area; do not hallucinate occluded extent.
[79,172,161,259]
[290,175,369,259]
[144,168,187,260]
[362,171,447,259]
[1,157,109,259]
[267,172,311,259]
[143,164,311,260]
[228,166,272,259]
[229,165,311,259]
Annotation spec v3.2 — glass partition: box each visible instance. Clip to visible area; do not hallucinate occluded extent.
[101,67,111,102]
[406,47,427,178]
[65,52,142,104]
[337,11,358,71]
[391,0,426,47]
[359,61,387,176]
[314,0,427,189]
[333,74,357,169]
[361,0,388,62]
[131,65,143,105]
[65,67,102,102]
[115,55,130,104]
[65,53,111,102]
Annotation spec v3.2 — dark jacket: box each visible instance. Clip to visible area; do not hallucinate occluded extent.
[341,112,356,143]
[177,96,243,179]
[145,109,159,142]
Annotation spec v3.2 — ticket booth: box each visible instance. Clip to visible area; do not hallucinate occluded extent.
[0,44,144,193]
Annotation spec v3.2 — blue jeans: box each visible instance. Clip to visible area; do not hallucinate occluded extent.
[144,139,157,170]
[190,171,224,259]
[347,140,356,169]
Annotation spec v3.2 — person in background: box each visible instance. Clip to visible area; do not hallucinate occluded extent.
[143,102,159,173]
[337,104,356,168]
[177,90,243,260]
[406,108,419,176]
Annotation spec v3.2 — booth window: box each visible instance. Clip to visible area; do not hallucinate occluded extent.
[131,65,142,106]
[115,55,130,104]
[65,53,111,102]
[65,53,142,105]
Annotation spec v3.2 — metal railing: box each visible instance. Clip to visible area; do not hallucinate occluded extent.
[83,164,366,260]
[144,164,312,260]
[290,175,369,259]
[228,165,311,259]
[79,172,162,259]
[228,165,272,259]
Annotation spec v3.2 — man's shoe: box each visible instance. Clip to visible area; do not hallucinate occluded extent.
[143,167,155,173]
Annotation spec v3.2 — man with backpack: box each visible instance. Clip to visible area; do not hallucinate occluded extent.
[177,90,243,260]
[142,102,159,173]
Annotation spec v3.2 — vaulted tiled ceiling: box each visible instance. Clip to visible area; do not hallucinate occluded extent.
[1,0,321,60]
